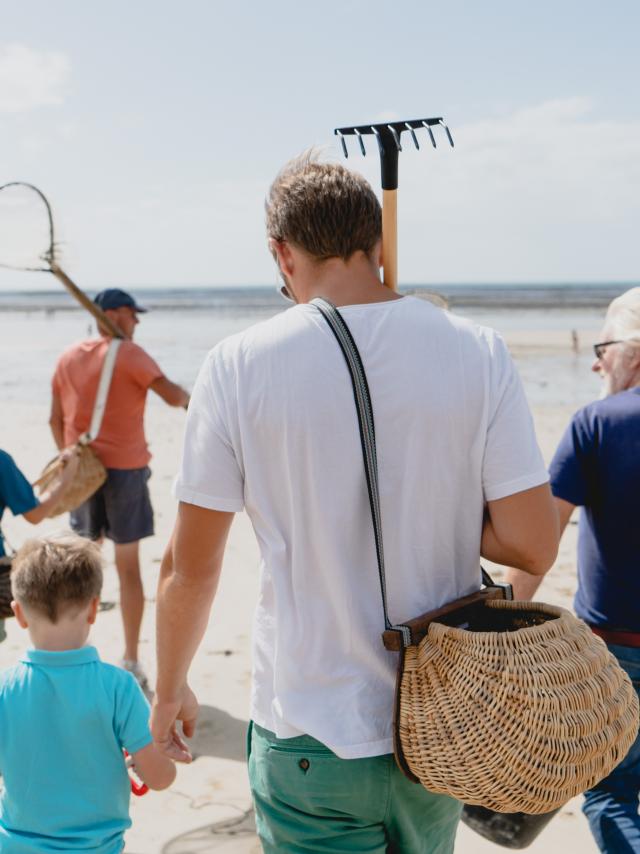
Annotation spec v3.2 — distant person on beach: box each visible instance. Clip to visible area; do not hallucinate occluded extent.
[506,287,640,854]
[49,288,189,686]
[151,154,558,853]
[0,447,79,644]
[0,534,176,852]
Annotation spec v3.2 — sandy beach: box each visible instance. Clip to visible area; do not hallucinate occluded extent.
[0,318,602,853]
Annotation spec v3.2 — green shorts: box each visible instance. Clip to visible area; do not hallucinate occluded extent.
[248,722,462,853]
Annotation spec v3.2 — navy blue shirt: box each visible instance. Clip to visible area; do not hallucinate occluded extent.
[0,450,38,558]
[549,388,640,631]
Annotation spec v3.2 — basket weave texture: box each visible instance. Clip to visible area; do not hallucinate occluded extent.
[36,444,106,518]
[398,599,639,814]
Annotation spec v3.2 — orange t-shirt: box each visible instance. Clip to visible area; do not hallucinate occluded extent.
[52,338,163,469]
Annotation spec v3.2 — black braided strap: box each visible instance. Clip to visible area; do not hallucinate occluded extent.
[312,297,412,647]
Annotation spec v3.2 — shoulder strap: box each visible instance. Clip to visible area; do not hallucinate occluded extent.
[81,338,122,444]
[312,297,412,647]
[312,298,508,649]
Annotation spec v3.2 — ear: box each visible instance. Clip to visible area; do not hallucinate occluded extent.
[87,596,100,625]
[372,238,383,270]
[12,601,28,629]
[269,239,295,279]
[628,344,640,367]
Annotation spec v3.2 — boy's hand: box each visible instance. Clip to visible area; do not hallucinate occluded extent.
[150,685,198,763]
[128,743,176,791]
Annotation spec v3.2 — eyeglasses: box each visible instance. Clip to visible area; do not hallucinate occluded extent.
[593,340,622,360]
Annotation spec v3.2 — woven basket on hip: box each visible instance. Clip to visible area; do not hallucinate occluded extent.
[34,443,106,518]
[394,598,639,814]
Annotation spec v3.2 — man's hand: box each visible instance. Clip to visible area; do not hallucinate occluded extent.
[150,685,198,764]
[58,446,81,483]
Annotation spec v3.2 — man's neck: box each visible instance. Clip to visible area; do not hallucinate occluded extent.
[296,254,402,307]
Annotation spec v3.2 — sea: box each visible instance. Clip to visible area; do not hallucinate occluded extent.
[0,282,636,411]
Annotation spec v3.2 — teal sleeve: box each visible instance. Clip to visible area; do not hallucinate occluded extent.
[0,450,38,516]
[115,671,153,755]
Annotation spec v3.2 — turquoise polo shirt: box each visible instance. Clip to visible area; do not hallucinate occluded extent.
[0,646,152,853]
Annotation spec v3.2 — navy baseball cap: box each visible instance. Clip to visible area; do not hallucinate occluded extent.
[93,288,148,313]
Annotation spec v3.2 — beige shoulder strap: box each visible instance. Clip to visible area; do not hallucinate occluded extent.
[81,339,122,444]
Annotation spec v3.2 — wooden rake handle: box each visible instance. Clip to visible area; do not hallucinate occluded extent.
[51,263,125,339]
[382,190,398,291]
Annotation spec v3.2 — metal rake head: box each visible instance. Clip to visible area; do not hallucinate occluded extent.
[334,117,454,190]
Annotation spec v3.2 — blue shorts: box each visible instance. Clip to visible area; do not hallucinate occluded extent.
[70,467,154,544]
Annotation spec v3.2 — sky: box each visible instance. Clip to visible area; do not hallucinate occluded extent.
[0,0,639,290]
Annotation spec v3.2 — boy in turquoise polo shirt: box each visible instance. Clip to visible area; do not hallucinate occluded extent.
[0,534,178,853]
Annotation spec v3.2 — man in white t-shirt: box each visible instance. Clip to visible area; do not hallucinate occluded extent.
[151,155,559,852]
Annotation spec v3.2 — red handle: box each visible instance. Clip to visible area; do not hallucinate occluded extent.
[130,778,149,797]
[123,749,149,796]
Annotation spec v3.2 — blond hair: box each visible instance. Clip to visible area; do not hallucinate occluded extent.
[11,534,103,623]
[606,287,640,346]
[265,152,381,261]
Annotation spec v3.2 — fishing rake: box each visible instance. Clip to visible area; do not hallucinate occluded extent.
[0,181,124,338]
[334,117,454,290]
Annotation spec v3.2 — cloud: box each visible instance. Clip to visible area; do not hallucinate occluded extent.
[0,44,71,113]
[346,98,640,282]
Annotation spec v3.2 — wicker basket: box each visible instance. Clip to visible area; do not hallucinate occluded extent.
[35,443,106,518]
[395,599,640,814]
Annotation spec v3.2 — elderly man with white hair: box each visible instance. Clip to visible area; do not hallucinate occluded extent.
[507,287,640,853]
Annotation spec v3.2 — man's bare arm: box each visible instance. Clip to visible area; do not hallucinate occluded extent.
[481,483,559,576]
[48,391,65,450]
[149,375,190,409]
[503,496,575,600]
[151,502,234,760]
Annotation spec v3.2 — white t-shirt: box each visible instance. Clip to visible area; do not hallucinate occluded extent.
[175,296,548,758]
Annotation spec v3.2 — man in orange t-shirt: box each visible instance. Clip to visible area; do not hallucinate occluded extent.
[50,288,189,685]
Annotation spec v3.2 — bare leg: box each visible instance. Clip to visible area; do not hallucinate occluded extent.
[114,540,144,662]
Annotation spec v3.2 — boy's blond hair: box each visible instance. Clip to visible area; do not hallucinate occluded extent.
[265,152,382,261]
[11,534,103,623]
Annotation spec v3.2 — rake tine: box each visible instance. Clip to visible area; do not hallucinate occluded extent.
[353,127,367,156]
[336,130,349,158]
[371,125,385,157]
[388,125,402,151]
[405,122,420,150]
[439,119,455,147]
[422,121,437,148]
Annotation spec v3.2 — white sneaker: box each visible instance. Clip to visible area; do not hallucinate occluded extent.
[120,659,149,689]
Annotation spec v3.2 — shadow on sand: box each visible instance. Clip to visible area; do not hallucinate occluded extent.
[161,808,259,853]
[188,704,250,764]
[157,708,256,851]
